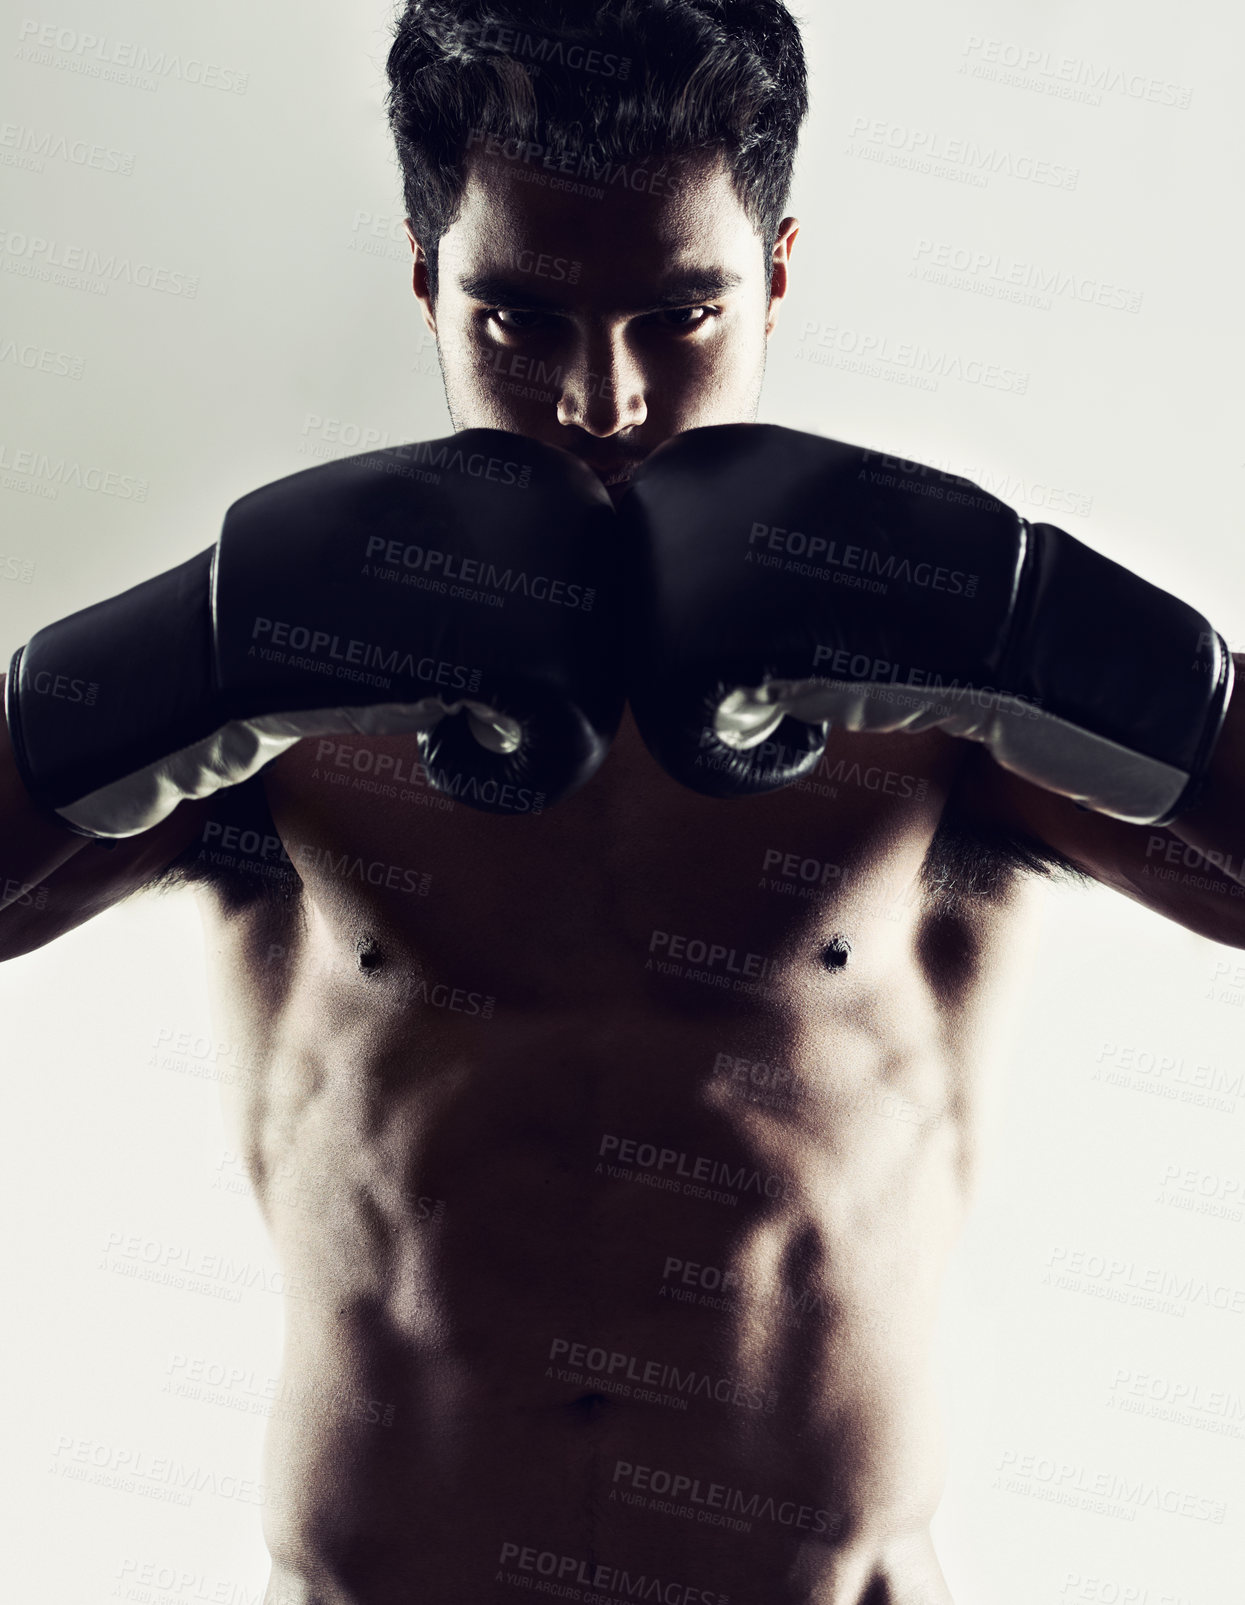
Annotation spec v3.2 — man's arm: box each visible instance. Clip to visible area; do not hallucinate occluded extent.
[957,654,1245,949]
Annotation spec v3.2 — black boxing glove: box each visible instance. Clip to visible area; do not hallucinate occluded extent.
[6,428,620,835]
[622,423,1232,826]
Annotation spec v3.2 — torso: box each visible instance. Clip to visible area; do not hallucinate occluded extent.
[192,710,1043,1605]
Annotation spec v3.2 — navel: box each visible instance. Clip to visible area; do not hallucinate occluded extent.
[565,1392,610,1422]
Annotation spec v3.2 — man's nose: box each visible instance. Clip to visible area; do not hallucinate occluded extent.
[556,332,647,436]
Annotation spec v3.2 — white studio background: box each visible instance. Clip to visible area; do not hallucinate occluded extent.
[0,3,1242,1602]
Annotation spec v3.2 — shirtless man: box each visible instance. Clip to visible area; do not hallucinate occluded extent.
[4,3,1245,1602]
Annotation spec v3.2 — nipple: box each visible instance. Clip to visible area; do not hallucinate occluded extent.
[821,936,851,972]
[356,938,384,974]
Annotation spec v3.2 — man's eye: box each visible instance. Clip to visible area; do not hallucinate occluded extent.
[488,308,549,332]
[657,306,717,331]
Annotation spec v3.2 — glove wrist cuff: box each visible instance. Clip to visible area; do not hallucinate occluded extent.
[6,547,220,828]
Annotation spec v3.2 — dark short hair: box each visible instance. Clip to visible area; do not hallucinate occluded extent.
[385,0,809,299]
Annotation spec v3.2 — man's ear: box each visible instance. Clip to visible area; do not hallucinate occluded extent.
[766,216,799,337]
[404,219,437,336]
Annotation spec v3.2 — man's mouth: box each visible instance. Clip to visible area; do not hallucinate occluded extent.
[580,460,643,493]
[597,467,636,487]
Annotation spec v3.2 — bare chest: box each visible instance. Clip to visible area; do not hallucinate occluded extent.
[255,710,967,1006]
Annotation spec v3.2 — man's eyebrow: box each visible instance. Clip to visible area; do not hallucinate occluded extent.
[456,274,565,309]
[455,268,745,311]
[643,271,744,309]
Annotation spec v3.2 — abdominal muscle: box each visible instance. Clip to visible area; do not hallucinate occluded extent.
[215,937,976,1605]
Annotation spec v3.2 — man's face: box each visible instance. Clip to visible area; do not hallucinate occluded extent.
[405,146,798,501]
